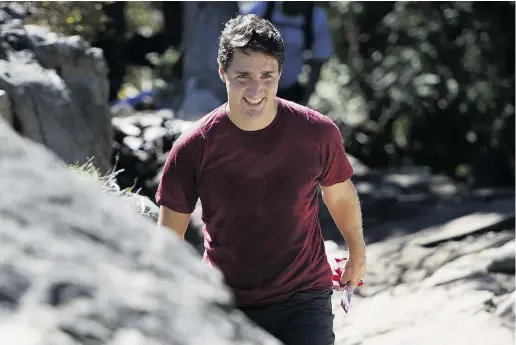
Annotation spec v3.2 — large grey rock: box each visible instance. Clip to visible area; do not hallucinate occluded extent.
[325,202,515,345]
[0,89,11,126]
[0,119,280,345]
[0,7,112,173]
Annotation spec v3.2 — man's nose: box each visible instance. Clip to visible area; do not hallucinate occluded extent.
[247,79,263,96]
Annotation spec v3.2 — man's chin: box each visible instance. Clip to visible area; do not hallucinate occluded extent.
[244,109,265,118]
[242,102,267,117]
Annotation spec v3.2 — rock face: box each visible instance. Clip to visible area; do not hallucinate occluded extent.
[111,109,196,198]
[326,200,515,345]
[0,118,280,345]
[0,6,113,173]
[0,89,12,126]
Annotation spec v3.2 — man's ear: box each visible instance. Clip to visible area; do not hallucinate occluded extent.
[218,65,226,83]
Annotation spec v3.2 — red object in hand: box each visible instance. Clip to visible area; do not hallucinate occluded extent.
[331,257,364,313]
[331,257,364,291]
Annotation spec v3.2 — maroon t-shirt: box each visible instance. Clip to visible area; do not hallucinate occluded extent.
[156,98,353,307]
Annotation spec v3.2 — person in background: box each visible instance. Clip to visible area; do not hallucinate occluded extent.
[241,1,334,105]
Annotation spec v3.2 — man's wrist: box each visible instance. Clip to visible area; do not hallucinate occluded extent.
[347,243,366,260]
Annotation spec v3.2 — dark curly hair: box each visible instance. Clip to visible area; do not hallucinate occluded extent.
[218,14,285,72]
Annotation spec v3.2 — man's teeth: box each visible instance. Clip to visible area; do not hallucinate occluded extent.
[245,98,262,104]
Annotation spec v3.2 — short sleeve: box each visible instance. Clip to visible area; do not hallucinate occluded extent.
[155,136,199,214]
[312,7,333,60]
[317,120,353,186]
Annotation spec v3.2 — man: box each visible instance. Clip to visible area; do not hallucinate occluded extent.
[156,14,366,345]
[241,1,334,105]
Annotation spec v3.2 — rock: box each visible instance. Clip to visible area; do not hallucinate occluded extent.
[0,8,112,173]
[414,212,515,248]
[364,192,515,246]
[122,136,144,152]
[113,117,142,139]
[324,185,515,342]
[164,118,197,137]
[123,112,168,129]
[0,89,12,127]
[487,240,515,274]
[325,213,515,344]
[111,102,136,118]
[143,126,168,144]
[0,118,281,345]
[319,168,464,243]
[122,194,161,223]
[332,286,513,345]
[495,292,515,327]
[111,114,197,201]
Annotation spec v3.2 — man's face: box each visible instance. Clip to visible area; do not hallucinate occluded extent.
[219,49,281,118]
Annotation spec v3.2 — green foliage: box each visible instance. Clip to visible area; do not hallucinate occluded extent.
[24,1,108,42]
[22,1,163,42]
[314,1,514,181]
[125,2,163,34]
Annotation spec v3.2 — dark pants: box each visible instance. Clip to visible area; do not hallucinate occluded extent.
[238,289,335,345]
[277,82,306,104]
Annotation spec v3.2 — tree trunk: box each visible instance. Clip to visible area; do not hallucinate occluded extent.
[179,1,239,121]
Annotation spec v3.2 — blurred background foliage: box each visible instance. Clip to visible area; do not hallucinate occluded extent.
[15,1,516,187]
[314,1,514,186]
[23,1,161,40]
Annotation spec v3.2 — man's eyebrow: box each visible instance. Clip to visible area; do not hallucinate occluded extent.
[234,70,277,74]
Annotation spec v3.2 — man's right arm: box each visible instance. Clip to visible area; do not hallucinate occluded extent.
[155,133,199,240]
[158,206,191,240]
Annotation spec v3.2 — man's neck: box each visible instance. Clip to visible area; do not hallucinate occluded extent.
[226,101,279,132]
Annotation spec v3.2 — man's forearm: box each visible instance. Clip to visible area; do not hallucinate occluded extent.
[327,198,366,259]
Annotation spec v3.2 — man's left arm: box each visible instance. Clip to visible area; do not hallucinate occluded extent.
[317,119,366,288]
[321,180,366,287]
[302,7,334,105]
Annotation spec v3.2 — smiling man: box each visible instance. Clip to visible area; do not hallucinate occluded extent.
[156,14,366,345]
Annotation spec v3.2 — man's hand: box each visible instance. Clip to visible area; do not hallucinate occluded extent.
[339,255,366,288]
